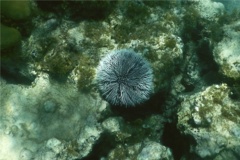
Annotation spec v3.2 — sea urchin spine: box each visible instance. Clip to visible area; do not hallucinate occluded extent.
[96,49,153,107]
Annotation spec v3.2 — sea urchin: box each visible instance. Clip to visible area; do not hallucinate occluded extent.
[96,49,153,107]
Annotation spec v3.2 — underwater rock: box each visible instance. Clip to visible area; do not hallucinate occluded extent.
[0,24,21,50]
[19,148,33,160]
[107,140,173,160]
[107,143,141,160]
[0,73,104,160]
[43,100,57,113]
[77,125,103,159]
[46,138,64,154]
[101,115,166,159]
[178,84,240,158]
[64,3,184,93]
[102,117,122,133]
[22,1,184,93]
[213,21,240,79]
[34,137,81,160]
[145,34,183,92]
[213,149,240,160]
[215,0,240,13]
[194,0,224,21]
[137,141,173,160]
[35,138,66,159]
[3,0,240,159]
[1,0,31,20]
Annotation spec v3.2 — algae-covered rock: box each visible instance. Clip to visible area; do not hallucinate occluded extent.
[194,0,224,21]
[0,24,21,50]
[100,115,167,159]
[137,141,173,160]
[216,0,240,13]
[1,0,31,20]
[178,84,240,158]
[77,125,103,159]
[102,117,122,133]
[107,141,173,160]
[213,21,240,79]
[0,73,104,160]
[21,1,184,93]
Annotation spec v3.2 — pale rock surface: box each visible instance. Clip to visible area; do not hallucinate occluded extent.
[178,84,240,158]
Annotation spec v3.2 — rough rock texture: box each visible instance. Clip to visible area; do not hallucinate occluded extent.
[0,73,104,160]
[77,124,103,159]
[213,21,240,79]
[107,141,173,160]
[195,0,224,21]
[101,115,167,159]
[137,141,173,160]
[178,84,240,158]
[216,0,240,13]
[102,117,122,132]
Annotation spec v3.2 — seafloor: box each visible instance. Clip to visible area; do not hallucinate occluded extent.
[0,0,240,160]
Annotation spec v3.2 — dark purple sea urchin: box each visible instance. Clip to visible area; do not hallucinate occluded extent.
[96,49,153,107]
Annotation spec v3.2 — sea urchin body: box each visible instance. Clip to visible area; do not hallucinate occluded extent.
[96,49,153,107]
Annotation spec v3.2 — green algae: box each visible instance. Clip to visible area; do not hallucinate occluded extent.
[41,51,75,79]
[164,36,177,49]
[76,55,96,91]
[124,1,150,24]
